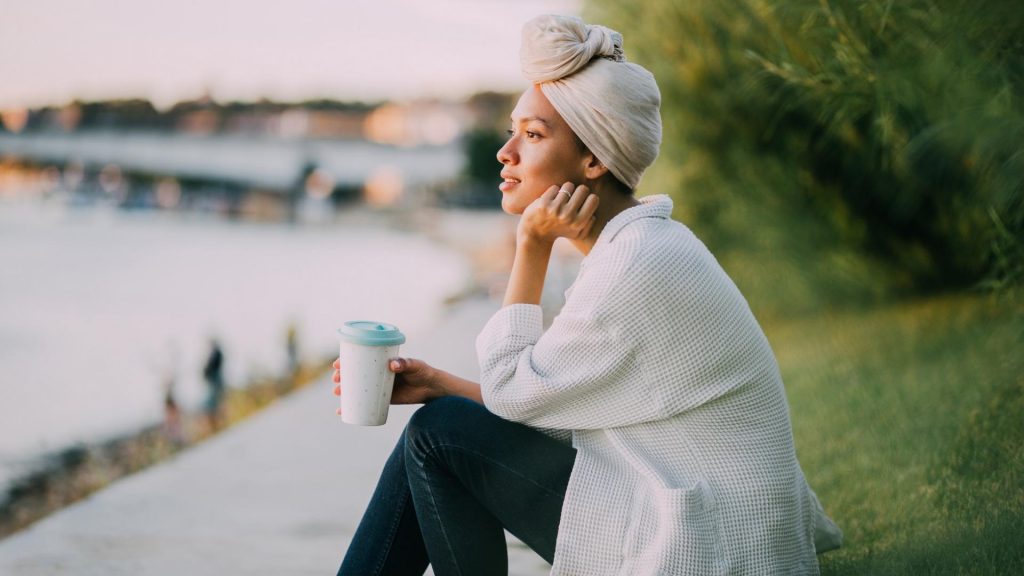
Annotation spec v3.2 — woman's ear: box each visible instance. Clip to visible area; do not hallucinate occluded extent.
[582,153,610,180]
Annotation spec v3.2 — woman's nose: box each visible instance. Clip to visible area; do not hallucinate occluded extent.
[496,138,516,165]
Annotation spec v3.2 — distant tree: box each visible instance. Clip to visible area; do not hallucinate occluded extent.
[428,91,518,208]
[75,99,164,130]
[463,129,506,187]
[295,98,381,112]
[466,91,518,132]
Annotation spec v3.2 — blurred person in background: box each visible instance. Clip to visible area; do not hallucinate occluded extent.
[202,337,225,432]
[152,339,186,446]
[286,322,300,380]
[332,14,841,576]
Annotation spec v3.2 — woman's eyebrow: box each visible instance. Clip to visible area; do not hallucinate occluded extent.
[510,116,552,127]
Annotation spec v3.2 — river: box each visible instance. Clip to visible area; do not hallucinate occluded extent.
[0,197,469,492]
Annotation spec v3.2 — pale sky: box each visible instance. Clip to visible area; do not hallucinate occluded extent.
[1,0,581,109]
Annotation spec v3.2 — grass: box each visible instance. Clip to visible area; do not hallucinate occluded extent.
[761,291,1023,574]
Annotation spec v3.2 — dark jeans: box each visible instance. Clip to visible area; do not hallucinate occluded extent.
[337,396,577,576]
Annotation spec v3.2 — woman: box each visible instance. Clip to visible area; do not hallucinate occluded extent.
[333,14,841,576]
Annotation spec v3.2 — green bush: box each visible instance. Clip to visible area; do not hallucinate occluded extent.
[587,0,1023,298]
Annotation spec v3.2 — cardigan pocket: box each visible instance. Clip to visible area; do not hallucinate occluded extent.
[620,480,724,575]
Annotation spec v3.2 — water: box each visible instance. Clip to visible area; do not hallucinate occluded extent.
[0,198,469,490]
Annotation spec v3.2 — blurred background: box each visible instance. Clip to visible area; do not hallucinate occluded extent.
[1,0,1022,573]
[0,0,580,531]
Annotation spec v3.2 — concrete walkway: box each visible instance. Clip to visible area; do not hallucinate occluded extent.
[0,297,553,576]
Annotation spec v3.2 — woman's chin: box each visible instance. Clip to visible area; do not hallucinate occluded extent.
[500,196,525,215]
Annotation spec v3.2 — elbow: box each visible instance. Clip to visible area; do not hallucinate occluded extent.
[478,353,549,424]
[479,378,517,420]
[485,398,536,424]
[482,395,515,421]
[479,376,536,424]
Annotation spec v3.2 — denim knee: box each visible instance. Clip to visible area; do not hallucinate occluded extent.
[404,396,481,465]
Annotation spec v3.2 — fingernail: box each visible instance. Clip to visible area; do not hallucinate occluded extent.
[390,359,401,370]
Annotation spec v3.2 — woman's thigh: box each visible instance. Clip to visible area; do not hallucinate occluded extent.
[403,396,577,563]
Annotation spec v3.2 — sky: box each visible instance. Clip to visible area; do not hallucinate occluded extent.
[1,0,581,109]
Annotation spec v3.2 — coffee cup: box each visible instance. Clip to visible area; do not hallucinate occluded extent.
[337,321,406,426]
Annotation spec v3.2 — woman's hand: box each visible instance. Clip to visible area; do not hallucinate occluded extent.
[518,181,600,245]
[332,357,442,415]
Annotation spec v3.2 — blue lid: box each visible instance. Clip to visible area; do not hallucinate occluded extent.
[337,321,406,346]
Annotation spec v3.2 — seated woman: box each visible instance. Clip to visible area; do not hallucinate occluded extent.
[333,14,841,576]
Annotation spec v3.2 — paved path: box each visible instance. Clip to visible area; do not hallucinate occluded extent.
[0,297,553,576]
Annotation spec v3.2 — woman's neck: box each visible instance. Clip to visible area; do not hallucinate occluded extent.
[569,182,641,256]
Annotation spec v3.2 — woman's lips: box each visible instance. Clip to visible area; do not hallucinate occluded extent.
[499,177,520,192]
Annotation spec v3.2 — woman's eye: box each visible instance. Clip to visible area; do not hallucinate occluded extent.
[506,128,540,139]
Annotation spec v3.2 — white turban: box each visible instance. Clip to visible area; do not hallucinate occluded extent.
[520,14,662,190]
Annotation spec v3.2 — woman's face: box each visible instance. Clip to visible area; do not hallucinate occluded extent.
[496,86,589,215]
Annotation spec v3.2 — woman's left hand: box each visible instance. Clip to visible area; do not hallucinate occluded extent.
[332,357,443,415]
[518,181,600,245]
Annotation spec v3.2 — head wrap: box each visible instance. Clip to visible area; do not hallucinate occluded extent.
[520,14,662,190]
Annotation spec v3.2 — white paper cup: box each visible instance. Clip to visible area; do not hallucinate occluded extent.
[337,321,406,426]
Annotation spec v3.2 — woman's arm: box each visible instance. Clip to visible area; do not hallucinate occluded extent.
[332,184,596,414]
[476,302,651,429]
[503,237,553,307]
[504,182,598,307]
[429,366,485,404]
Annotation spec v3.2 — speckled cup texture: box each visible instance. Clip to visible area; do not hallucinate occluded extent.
[339,340,400,426]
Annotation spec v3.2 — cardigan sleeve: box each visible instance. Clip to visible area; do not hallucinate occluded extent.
[475,303,664,430]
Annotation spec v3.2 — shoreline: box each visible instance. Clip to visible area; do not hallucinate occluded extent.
[0,361,332,539]
[0,203,517,540]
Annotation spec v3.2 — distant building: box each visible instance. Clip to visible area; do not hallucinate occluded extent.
[363,100,468,147]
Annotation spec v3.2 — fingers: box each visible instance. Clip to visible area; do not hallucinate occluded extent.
[580,192,600,220]
[558,183,589,213]
[389,357,423,373]
[555,182,575,205]
[542,182,580,209]
[557,183,598,232]
[541,184,561,202]
[333,357,343,416]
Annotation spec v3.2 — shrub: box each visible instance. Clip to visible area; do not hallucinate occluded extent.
[587,0,1023,294]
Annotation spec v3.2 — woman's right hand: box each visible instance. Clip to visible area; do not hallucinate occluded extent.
[332,357,442,415]
[517,182,599,245]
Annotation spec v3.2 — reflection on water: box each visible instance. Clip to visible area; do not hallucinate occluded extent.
[0,198,468,489]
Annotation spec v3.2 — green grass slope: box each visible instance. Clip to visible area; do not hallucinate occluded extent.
[766,293,1023,574]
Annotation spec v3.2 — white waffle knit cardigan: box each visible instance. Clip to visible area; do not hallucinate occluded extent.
[476,195,840,575]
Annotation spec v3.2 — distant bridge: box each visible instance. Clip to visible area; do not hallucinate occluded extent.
[0,131,464,193]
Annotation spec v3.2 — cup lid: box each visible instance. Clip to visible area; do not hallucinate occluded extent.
[337,321,406,346]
